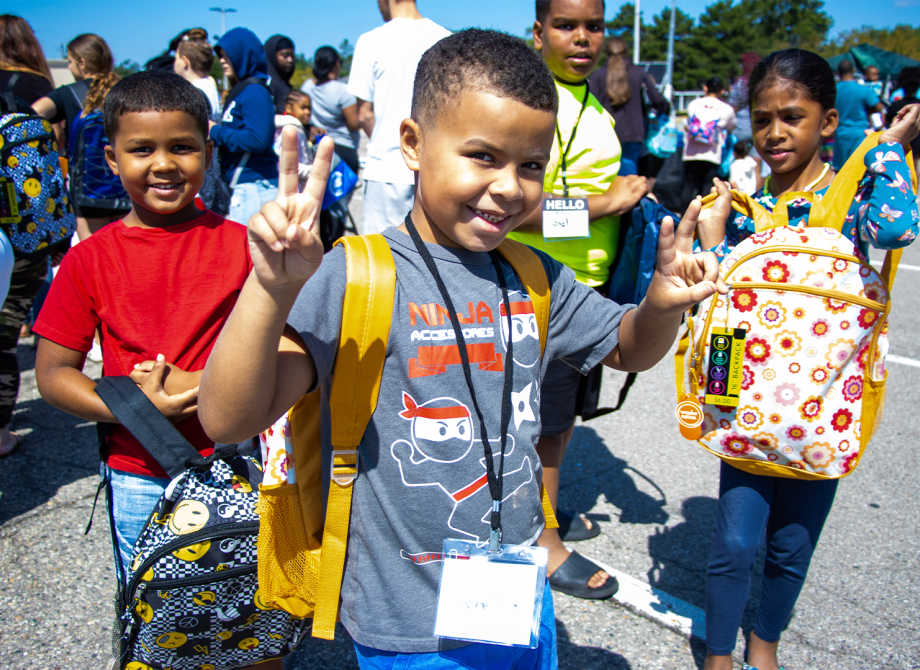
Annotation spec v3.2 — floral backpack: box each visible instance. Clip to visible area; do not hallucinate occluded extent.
[674,134,916,480]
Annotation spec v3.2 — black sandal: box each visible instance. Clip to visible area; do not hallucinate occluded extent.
[549,550,619,600]
[556,509,601,542]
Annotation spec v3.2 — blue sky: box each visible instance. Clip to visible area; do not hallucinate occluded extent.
[10,0,919,66]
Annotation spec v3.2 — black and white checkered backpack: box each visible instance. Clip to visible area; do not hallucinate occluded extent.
[95,377,308,670]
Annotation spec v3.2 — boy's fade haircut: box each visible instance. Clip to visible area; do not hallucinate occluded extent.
[536,0,605,23]
[412,29,558,126]
[104,69,211,142]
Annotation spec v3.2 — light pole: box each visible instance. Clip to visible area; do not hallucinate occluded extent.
[210,7,237,90]
[633,0,641,65]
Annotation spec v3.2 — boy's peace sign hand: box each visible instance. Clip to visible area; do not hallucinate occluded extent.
[248,127,335,289]
[647,198,728,316]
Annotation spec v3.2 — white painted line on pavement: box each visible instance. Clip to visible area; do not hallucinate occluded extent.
[567,547,706,641]
[888,354,920,368]
[870,260,920,271]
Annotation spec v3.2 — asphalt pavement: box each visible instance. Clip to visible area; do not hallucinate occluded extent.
[2,214,919,670]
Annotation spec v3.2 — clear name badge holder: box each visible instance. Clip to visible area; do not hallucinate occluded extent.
[434,538,549,649]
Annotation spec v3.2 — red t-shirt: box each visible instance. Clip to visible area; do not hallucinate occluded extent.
[34,211,252,477]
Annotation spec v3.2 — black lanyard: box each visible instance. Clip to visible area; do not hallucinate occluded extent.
[404,214,514,552]
[554,80,590,198]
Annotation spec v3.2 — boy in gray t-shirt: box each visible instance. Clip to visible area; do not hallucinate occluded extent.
[201,29,726,668]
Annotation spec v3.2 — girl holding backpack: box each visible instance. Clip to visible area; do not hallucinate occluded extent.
[695,50,919,670]
[33,34,126,240]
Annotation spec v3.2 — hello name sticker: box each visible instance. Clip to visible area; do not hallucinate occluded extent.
[542,197,590,240]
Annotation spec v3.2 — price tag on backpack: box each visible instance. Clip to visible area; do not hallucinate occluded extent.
[434,539,548,649]
[542,197,589,240]
[0,177,20,224]
[704,328,746,408]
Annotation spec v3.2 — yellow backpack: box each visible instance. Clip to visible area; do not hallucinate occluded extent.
[675,133,916,480]
[255,233,559,640]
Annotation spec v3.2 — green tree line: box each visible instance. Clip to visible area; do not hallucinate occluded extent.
[605,0,917,91]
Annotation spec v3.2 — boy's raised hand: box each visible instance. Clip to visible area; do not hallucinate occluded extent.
[647,198,728,315]
[248,126,335,289]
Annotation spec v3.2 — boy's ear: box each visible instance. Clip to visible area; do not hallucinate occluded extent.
[532,20,544,51]
[821,108,839,139]
[400,118,422,173]
[104,143,119,176]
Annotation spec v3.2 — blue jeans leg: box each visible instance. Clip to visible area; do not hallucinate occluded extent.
[354,578,557,670]
[103,464,170,584]
[755,475,837,642]
[228,178,279,226]
[705,462,838,654]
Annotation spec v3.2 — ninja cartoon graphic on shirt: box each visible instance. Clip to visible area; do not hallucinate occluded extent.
[498,292,541,369]
[390,392,534,545]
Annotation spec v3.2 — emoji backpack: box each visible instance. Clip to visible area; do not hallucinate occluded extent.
[254,234,558,641]
[674,132,916,480]
[0,84,76,255]
[94,376,308,670]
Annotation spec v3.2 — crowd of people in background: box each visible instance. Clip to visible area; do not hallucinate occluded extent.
[0,2,918,670]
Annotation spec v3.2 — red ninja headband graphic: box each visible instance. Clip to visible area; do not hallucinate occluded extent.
[399,393,471,420]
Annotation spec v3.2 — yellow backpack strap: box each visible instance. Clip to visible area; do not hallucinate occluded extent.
[699,189,774,233]
[496,238,550,358]
[495,238,557,529]
[312,234,395,640]
[810,131,881,231]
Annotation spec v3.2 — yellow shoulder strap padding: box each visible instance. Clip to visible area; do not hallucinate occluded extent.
[699,189,774,233]
[312,234,395,640]
[496,238,550,358]
[495,239,556,528]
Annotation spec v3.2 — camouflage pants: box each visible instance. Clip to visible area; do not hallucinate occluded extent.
[0,251,51,427]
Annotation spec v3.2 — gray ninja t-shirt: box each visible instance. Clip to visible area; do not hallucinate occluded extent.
[288,227,632,652]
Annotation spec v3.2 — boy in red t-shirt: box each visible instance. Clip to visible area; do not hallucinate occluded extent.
[33,70,253,592]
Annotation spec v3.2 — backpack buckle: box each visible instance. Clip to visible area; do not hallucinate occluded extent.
[331,450,359,486]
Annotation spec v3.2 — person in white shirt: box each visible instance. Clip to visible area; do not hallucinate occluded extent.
[172,28,221,120]
[681,76,736,210]
[348,0,450,234]
[729,141,759,195]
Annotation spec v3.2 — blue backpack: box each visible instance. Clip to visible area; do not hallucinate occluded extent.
[604,198,680,411]
[68,87,131,211]
[0,89,76,255]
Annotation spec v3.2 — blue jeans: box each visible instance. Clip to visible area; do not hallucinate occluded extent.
[354,579,558,670]
[705,461,838,654]
[619,141,643,176]
[228,178,279,226]
[102,464,170,585]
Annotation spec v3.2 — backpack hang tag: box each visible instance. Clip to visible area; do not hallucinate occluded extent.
[676,393,703,440]
[704,327,746,408]
[434,539,548,649]
[542,197,590,240]
[0,177,20,224]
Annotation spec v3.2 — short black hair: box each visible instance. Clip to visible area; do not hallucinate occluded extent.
[749,49,836,112]
[837,58,854,76]
[897,66,920,98]
[536,0,606,23]
[104,69,210,142]
[412,29,557,126]
[704,76,725,95]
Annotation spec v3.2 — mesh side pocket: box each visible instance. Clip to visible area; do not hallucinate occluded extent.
[256,484,319,618]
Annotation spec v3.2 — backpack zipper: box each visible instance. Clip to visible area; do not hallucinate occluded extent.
[142,563,256,591]
[124,521,259,601]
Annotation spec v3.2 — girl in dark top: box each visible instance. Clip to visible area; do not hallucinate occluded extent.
[0,15,63,458]
[0,15,53,105]
[589,36,669,176]
[33,34,125,240]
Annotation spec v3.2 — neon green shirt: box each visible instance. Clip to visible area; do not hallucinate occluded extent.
[508,80,622,286]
